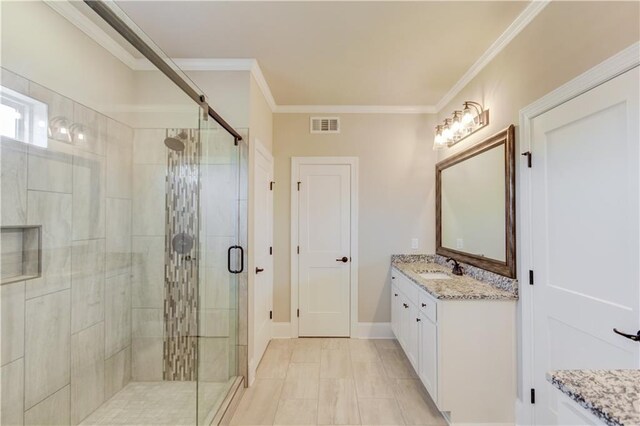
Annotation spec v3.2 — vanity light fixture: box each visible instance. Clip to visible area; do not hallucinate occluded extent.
[48,116,72,143]
[69,123,86,144]
[433,101,490,149]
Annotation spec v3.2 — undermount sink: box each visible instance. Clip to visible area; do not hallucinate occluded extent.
[418,272,452,280]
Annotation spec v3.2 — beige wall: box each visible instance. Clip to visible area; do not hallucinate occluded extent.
[187,70,252,130]
[273,113,436,323]
[0,1,136,124]
[437,1,640,161]
[249,75,274,151]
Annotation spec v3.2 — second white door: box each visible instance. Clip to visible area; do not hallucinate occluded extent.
[253,143,273,368]
[297,162,352,337]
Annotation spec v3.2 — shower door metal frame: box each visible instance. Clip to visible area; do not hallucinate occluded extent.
[83,0,243,144]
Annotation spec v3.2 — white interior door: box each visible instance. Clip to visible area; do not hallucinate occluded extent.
[298,163,351,336]
[530,67,639,425]
[253,144,273,367]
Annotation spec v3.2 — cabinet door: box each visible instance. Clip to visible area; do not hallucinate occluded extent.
[419,312,438,403]
[398,294,410,350]
[391,283,400,338]
[406,303,420,370]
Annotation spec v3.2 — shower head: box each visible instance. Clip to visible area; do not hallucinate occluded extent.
[164,136,185,152]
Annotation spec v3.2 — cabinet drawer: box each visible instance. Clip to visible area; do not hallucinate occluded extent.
[397,274,421,304]
[419,292,437,323]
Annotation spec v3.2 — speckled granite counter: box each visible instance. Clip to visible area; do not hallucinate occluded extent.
[547,370,640,426]
[391,260,518,300]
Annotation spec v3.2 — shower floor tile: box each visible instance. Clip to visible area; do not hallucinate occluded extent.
[80,381,230,425]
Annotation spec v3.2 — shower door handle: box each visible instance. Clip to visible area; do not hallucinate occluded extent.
[227,245,244,274]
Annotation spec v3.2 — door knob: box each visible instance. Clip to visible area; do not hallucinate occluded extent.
[613,328,640,342]
[255,267,264,274]
[336,256,349,263]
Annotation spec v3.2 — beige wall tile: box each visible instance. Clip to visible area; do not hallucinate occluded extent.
[105,273,131,358]
[0,138,27,226]
[1,358,24,425]
[72,150,106,240]
[71,239,105,333]
[131,337,163,381]
[105,198,132,278]
[71,322,105,424]
[104,346,131,399]
[26,191,72,299]
[24,290,70,409]
[131,236,164,309]
[1,281,24,365]
[24,385,70,426]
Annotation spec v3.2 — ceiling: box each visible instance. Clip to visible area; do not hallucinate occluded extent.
[109,1,529,108]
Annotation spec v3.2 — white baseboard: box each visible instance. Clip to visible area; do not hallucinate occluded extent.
[270,322,393,339]
[354,322,393,339]
[272,322,293,338]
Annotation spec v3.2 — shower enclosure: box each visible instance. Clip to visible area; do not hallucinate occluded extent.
[0,1,247,424]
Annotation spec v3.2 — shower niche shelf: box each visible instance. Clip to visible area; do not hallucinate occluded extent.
[1,225,42,286]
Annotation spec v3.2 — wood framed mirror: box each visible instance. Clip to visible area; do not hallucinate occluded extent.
[436,125,516,278]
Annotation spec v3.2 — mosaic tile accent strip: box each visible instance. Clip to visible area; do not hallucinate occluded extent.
[163,129,200,381]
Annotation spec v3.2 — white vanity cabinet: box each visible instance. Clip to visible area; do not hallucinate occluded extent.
[390,267,516,425]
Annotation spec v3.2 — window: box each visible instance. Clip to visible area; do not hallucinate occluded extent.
[0,86,47,147]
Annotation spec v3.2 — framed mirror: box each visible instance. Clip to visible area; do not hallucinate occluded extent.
[436,125,516,277]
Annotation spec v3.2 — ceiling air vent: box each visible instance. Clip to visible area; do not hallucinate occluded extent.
[310,117,340,134]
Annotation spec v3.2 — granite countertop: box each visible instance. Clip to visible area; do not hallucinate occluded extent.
[392,261,518,300]
[547,370,640,426]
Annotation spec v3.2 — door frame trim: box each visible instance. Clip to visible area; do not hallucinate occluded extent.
[290,156,359,338]
[517,41,639,425]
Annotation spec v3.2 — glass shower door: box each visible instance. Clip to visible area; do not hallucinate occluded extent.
[197,115,245,424]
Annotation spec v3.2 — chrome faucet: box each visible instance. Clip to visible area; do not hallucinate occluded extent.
[446,258,464,276]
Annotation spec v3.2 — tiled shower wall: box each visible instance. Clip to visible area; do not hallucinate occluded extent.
[0,69,133,425]
[130,128,244,384]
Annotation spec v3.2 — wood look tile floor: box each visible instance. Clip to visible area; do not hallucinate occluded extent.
[229,338,446,426]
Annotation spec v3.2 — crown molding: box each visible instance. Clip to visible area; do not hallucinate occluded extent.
[47,0,548,116]
[275,104,436,114]
[434,0,550,112]
[43,0,139,69]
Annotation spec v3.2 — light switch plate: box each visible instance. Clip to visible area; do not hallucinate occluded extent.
[411,238,419,249]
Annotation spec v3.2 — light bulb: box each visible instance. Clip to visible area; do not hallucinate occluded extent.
[59,127,68,135]
[462,107,474,126]
[77,133,85,141]
[442,126,452,142]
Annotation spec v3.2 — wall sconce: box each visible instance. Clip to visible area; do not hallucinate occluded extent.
[69,123,87,144]
[48,116,72,143]
[433,101,489,149]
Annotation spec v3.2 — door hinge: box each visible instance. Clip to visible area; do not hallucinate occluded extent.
[297,181,301,191]
[530,388,536,404]
[297,309,300,318]
[297,246,300,254]
[269,310,272,320]
[529,270,534,285]
[269,246,273,255]
[270,181,275,191]
[522,151,532,168]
